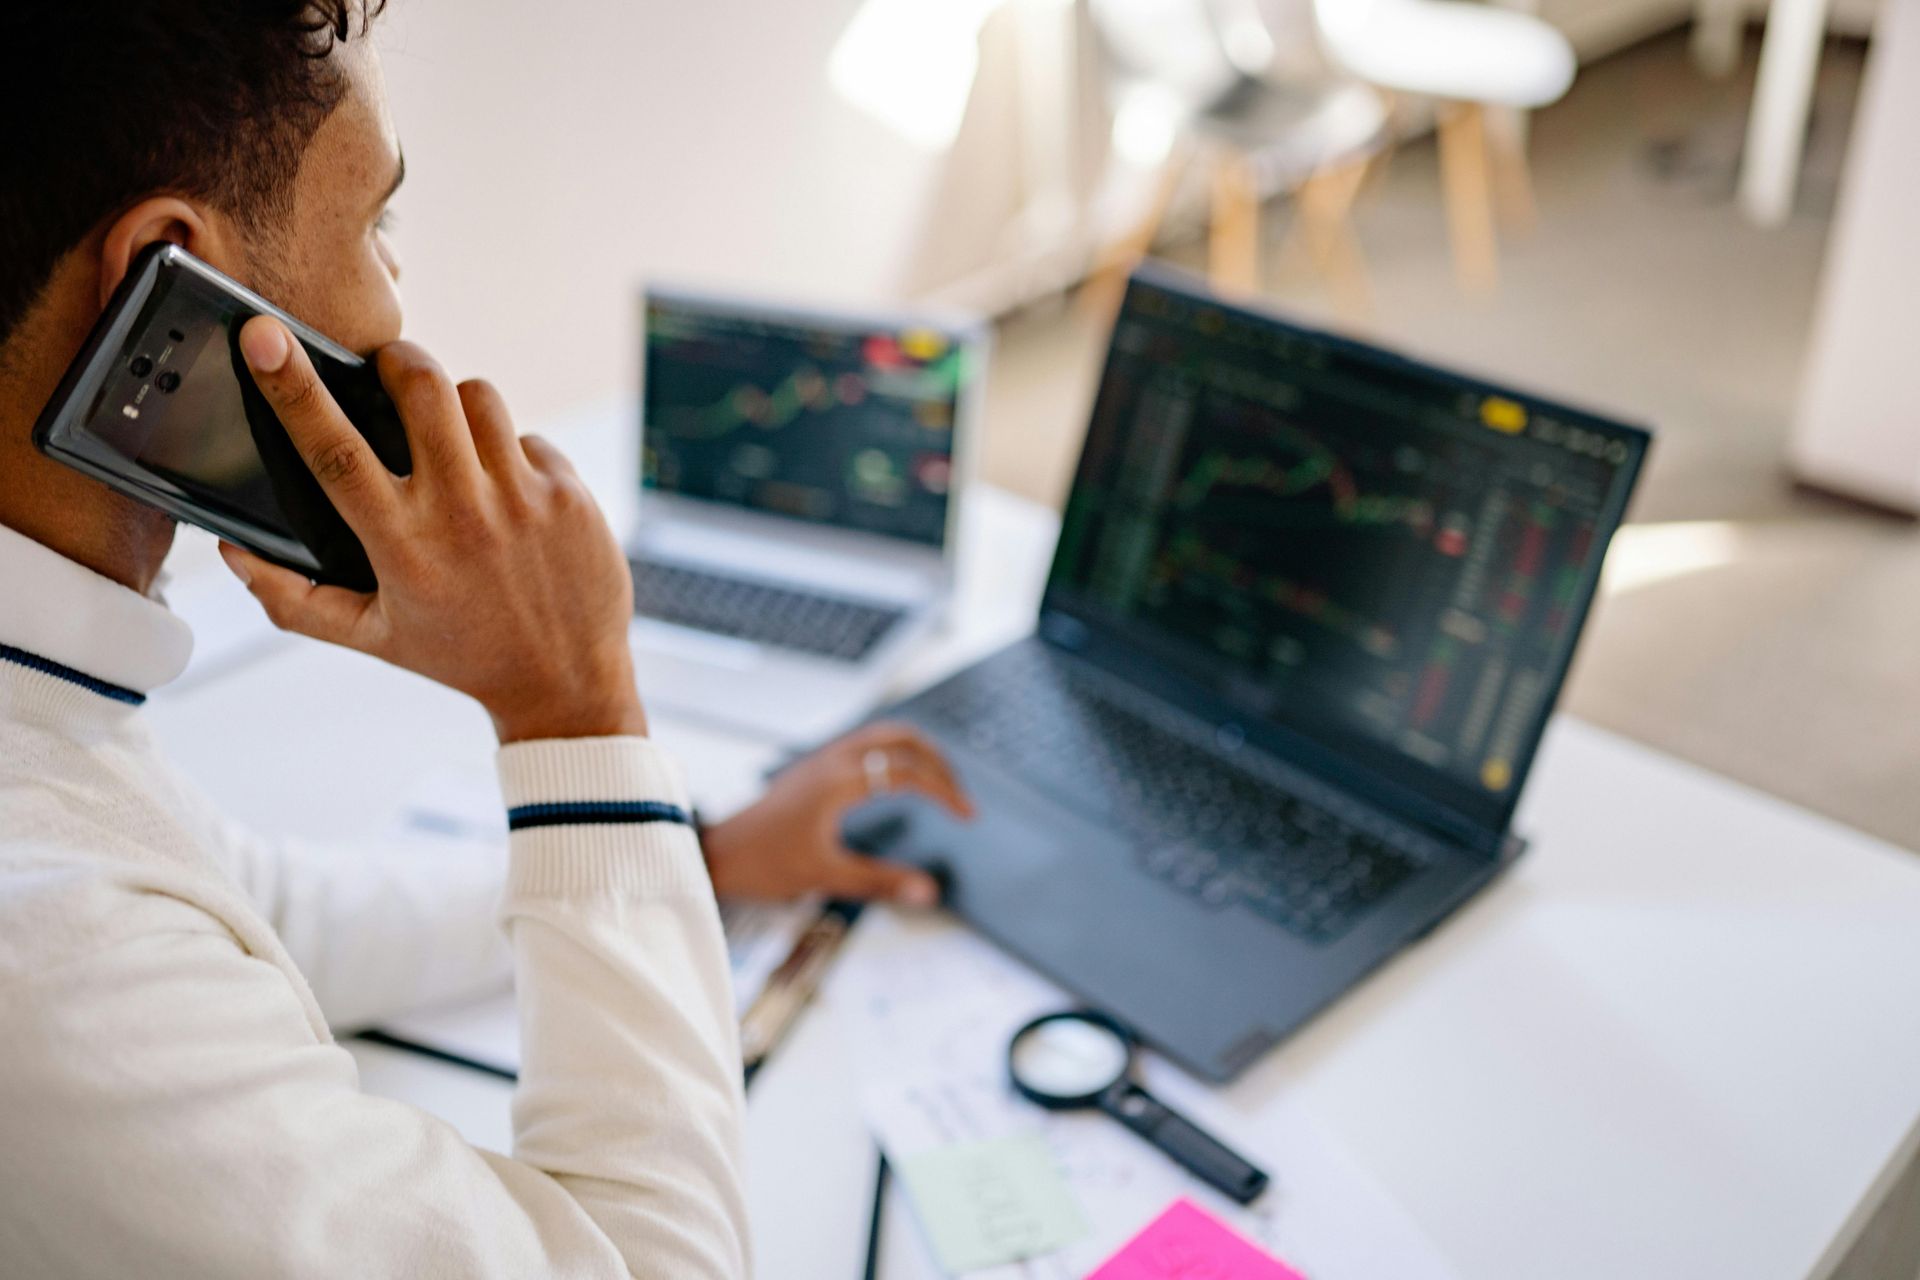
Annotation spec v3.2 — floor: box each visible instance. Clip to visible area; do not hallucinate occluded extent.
[976,30,1920,857]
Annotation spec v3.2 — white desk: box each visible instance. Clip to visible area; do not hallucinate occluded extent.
[148,460,1920,1279]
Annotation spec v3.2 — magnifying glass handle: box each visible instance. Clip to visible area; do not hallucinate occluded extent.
[1099,1081,1270,1205]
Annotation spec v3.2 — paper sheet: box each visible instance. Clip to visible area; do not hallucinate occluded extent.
[896,1135,1088,1273]
[826,909,1460,1280]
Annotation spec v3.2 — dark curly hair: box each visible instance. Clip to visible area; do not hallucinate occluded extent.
[0,1,388,347]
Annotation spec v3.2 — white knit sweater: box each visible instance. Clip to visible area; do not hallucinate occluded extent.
[0,522,750,1277]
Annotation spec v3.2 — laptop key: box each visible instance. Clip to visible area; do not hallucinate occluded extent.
[630,558,907,663]
[915,643,1433,945]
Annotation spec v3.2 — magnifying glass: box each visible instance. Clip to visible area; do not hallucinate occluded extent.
[1007,1010,1270,1205]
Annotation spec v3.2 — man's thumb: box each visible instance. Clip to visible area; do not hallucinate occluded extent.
[833,853,941,907]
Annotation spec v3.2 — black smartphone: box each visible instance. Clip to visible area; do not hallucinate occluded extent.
[31,242,410,591]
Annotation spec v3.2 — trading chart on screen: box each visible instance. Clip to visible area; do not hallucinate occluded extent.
[1053,280,1642,800]
[643,297,968,547]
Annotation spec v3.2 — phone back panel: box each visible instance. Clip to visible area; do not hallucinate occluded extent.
[31,244,409,591]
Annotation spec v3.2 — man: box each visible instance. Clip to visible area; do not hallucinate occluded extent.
[0,3,968,1274]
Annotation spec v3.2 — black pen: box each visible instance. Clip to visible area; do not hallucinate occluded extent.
[862,1150,888,1280]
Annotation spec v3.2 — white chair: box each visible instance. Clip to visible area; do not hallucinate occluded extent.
[1313,0,1576,291]
[1082,0,1392,317]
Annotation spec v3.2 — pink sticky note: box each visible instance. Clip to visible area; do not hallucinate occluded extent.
[1087,1199,1306,1280]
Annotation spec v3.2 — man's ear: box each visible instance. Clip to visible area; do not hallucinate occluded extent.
[95,198,244,308]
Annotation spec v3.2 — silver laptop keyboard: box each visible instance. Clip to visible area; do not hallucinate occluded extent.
[909,643,1433,944]
[629,559,907,663]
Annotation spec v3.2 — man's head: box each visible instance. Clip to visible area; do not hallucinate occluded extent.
[0,1,402,589]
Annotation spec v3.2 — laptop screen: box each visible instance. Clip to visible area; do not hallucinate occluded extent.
[1045,273,1649,835]
[642,290,974,548]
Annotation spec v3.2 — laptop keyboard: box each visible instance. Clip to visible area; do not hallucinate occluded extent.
[629,559,907,664]
[910,644,1432,944]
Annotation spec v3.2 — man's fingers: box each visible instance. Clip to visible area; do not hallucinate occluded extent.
[457,378,522,476]
[893,742,973,816]
[823,851,942,907]
[519,432,579,480]
[856,722,955,772]
[218,542,375,648]
[855,724,975,818]
[238,317,395,531]
[875,759,975,821]
[850,720,920,751]
[376,342,481,484]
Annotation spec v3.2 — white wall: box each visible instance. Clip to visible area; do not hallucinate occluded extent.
[1789,0,1920,509]
[374,0,955,431]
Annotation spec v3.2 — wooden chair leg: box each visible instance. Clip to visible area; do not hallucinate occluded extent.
[1208,149,1261,296]
[1437,102,1499,295]
[1080,142,1191,320]
[1295,156,1375,322]
[1361,90,1405,195]
[1485,105,1538,234]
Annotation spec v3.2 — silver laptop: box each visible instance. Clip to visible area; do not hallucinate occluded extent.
[628,286,986,745]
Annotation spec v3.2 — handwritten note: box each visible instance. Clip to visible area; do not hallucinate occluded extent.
[896,1134,1088,1273]
[1089,1199,1305,1280]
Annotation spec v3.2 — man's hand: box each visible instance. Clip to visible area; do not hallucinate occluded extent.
[701,723,975,905]
[220,316,645,744]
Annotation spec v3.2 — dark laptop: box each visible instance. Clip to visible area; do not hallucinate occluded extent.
[848,268,1650,1083]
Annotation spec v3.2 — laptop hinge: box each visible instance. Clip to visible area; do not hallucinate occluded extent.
[1422,807,1507,860]
[1039,610,1508,860]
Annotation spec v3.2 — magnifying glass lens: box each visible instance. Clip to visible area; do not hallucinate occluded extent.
[1010,1015,1131,1100]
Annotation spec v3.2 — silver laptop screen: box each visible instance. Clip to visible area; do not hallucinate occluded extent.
[642,293,971,548]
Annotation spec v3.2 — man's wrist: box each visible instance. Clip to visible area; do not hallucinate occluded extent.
[491,694,649,745]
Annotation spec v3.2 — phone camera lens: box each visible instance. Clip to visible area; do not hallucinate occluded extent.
[156,370,181,393]
[129,355,154,378]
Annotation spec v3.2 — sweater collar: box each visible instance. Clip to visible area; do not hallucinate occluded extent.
[0,522,193,703]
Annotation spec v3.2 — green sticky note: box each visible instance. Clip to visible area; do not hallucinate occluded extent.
[897,1134,1088,1273]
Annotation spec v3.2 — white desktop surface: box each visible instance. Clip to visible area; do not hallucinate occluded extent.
[145,447,1920,1279]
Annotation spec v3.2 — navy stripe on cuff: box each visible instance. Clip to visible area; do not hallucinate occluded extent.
[506,800,693,832]
[0,643,145,706]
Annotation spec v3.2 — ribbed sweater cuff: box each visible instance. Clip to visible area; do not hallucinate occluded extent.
[496,736,709,903]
